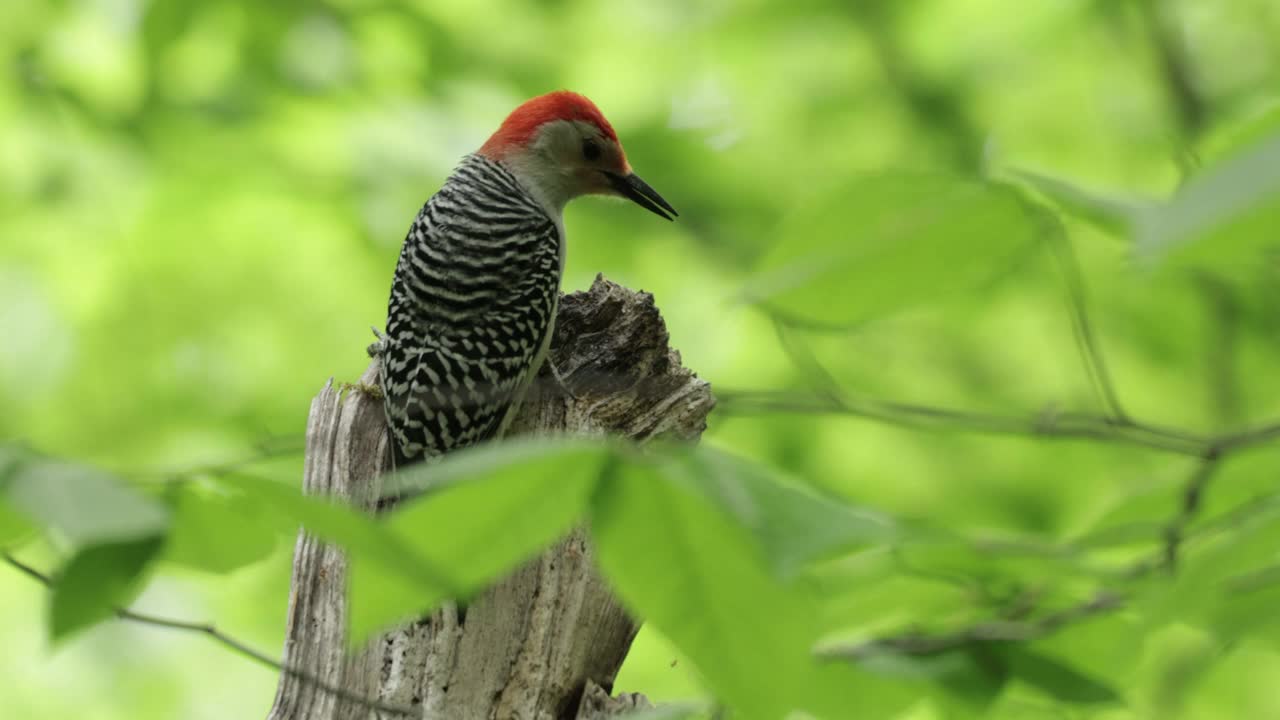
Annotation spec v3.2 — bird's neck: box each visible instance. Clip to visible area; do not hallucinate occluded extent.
[467,153,568,273]
[488,152,574,221]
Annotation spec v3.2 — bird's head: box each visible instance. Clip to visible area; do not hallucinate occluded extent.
[478,91,677,221]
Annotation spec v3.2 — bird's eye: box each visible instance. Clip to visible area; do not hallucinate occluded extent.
[582,139,601,162]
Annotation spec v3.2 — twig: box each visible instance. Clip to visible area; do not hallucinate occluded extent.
[772,318,844,403]
[1224,563,1280,594]
[1047,226,1129,422]
[853,3,983,171]
[1187,489,1280,541]
[716,390,1209,456]
[1196,273,1242,426]
[831,484,1280,664]
[1215,422,1280,454]
[1137,0,1207,142]
[1,551,414,718]
[1163,453,1224,570]
[819,592,1125,660]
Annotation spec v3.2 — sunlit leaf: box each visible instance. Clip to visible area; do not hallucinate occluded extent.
[161,483,278,573]
[592,461,915,720]
[1009,168,1147,236]
[1198,101,1280,167]
[662,446,897,578]
[1000,646,1122,705]
[1151,499,1280,644]
[0,497,36,546]
[0,443,25,484]
[854,648,1007,715]
[49,536,165,643]
[1069,472,1182,551]
[807,547,974,633]
[380,437,605,497]
[6,460,169,545]
[350,439,606,642]
[1135,132,1280,267]
[1213,565,1280,650]
[890,532,1103,600]
[1027,612,1146,703]
[743,173,1046,325]
[214,474,447,592]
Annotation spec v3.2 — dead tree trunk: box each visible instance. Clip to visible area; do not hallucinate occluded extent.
[266,276,715,720]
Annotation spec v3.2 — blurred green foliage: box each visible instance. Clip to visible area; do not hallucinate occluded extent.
[3,0,1280,718]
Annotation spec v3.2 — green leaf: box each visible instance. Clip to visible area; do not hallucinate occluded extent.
[663,446,896,578]
[49,536,165,643]
[349,438,606,642]
[1198,101,1280,166]
[1008,168,1147,236]
[380,437,604,497]
[591,461,915,720]
[1069,472,1182,551]
[223,446,604,645]
[1147,498,1280,644]
[743,173,1045,325]
[161,483,277,573]
[0,497,36,546]
[1000,646,1123,705]
[807,548,974,634]
[1135,132,1280,267]
[6,460,170,545]
[854,648,1008,715]
[0,443,26,484]
[215,474,450,593]
[1026,611,1146,704]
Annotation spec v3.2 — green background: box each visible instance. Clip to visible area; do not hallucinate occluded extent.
[3,0,1280,718]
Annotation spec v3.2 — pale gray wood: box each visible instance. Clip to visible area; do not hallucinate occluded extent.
[267,276,715,720]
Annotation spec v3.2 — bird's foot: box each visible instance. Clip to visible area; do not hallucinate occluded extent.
[366,326,387,358]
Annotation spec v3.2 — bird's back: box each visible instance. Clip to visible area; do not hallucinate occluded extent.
[381,154,563,463]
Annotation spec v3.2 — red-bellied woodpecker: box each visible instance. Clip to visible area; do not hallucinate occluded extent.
[376,91,677,464]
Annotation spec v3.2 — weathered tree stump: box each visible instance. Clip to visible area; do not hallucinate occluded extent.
[267,276,715,720]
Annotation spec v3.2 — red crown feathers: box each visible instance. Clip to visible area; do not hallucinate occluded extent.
[480,91,619,157]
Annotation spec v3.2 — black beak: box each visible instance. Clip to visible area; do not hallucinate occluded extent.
[604,171,678,221]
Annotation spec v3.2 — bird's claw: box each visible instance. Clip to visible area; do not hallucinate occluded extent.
[367,326,387,358]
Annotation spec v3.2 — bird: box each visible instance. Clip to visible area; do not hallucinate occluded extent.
[375,91,678,466]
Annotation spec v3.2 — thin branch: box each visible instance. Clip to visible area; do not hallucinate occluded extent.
[1224,563,1280,595]
[1196,272,1242,426]
[1047,226,1129,422]
[819,591,1125,660]
[771,318,844,402]
[853,3,984,171]
[827,485,1280,664]
[3,551,48,583]
[716,389,1209,456]
[1215,422,1280,454]
[1137,0,1207,142]
[1,552,413,718]
[1191,490,1280,541]
[1163,453,1224,570]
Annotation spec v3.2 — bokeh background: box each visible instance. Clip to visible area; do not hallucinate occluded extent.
[3,0,1280,718]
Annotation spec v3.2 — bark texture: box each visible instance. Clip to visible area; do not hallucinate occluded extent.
[267,276,715,720]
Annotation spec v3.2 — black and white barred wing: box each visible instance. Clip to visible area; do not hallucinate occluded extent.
[382,155,562,462]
